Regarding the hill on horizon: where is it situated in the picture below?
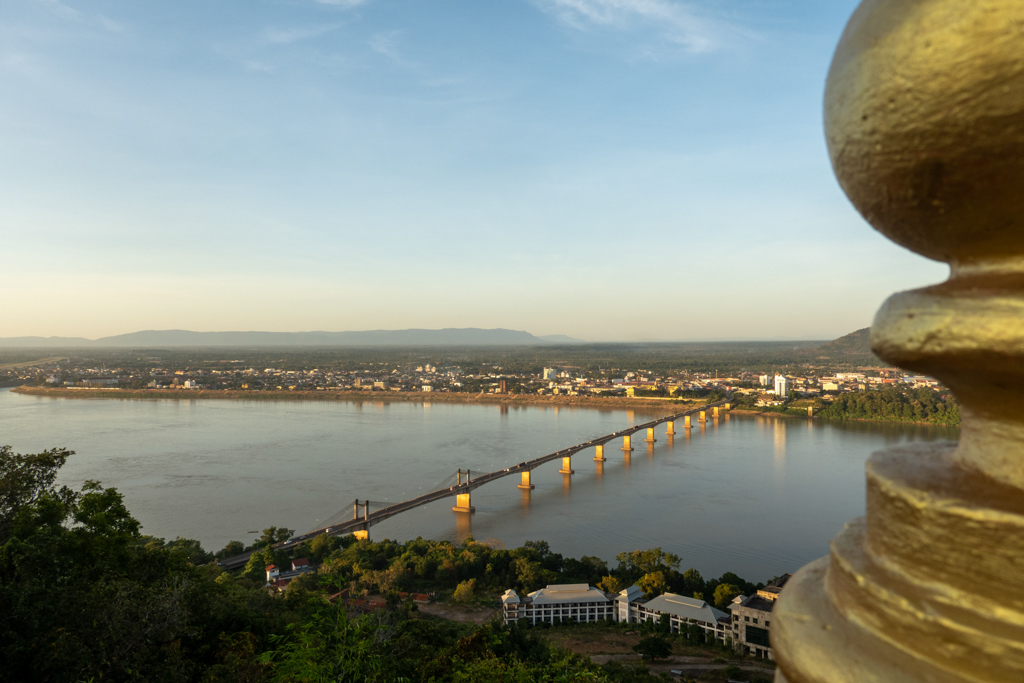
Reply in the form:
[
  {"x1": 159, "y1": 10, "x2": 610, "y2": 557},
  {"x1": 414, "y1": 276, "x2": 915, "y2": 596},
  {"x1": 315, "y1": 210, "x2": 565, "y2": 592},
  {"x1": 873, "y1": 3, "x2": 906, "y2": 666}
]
[
  {"x1": 816, "y1": 327, "x2": 871, "y2": 354},
  {"x1": 0, "y1": 328, "x2": 575, "y2": 348}
]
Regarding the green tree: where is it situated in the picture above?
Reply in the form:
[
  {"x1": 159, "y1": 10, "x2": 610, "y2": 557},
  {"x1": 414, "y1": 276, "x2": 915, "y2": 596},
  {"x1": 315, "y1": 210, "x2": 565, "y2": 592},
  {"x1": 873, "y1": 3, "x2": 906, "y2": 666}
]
[
  {"x1": 713, "y1": 583, "x2": 742, "y2": 611},
  {"x1": 633, "y1": 635, "x2": 672, "y2": 660},
  {"x1": 259, "y1": 605, "x2": 390, "y2": 682},
  {"x1": 615, "y1": 548, "x2": 681, "y2": 583},
  {"x1": 256, "y1": 525, "x2": 294, "y2": 548},
  {"x1": 217, "y1": 539, "x2": 246, "y2": 559},
  {"x1": 453, "y1": 578, "x2": 477, "y2": 603},
  {"x1": 0, "y1": 445, "x2": 76, "y2": 543},
  {"x1": 598, "y1": 574, "x2": 624, "y2": 594},
  {"x1": 636, "y1": 571, "x2": 669, "y2": 598}
]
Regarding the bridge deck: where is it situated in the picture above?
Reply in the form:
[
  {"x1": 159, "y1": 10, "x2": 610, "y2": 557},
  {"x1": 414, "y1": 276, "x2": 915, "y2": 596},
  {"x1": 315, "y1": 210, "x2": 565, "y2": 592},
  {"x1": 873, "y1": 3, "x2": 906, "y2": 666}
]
[{"x1": 219, "y1": 400, "x2": 726, "y2": 570}]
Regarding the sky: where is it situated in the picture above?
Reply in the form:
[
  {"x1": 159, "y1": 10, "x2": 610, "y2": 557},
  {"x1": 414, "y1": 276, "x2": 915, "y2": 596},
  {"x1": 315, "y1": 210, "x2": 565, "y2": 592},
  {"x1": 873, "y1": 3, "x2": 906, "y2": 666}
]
[{"x1": 0, "y1": 0, "x2": 948, "y2": 342}]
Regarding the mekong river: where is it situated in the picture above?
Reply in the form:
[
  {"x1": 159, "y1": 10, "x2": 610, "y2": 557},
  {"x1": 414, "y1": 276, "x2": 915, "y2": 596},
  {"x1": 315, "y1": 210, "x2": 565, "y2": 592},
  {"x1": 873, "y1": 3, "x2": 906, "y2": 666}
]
[{"x1": 0, "y1": 389, "x2": 957, "y2": 581}]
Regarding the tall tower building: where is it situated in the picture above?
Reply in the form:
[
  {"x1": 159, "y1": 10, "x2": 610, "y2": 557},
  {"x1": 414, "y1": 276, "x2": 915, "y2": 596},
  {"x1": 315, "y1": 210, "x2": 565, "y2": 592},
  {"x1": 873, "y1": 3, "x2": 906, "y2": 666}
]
[{"x1": 774, "y1": 375, "x2": 788, "y2": 398}]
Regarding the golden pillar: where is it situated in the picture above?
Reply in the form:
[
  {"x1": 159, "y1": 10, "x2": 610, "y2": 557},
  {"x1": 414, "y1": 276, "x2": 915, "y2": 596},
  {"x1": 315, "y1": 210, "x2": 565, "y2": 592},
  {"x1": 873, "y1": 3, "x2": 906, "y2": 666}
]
[
  {"x1": 666, "y1": 420, "x2": 675, "y2": 436},
  {"x1": 452, "y1": 492, "x2": 474, "y2": 513},
  {"x1": 594, "y1": 444, "x2": 606, "y2": 462},
  {"x1": 699, "y1": 410, "x2": 706, "y2": 423},
  {"x1": 645, "y1": 427, "x2": 657, "y2": 443},
  {"x1": 559, "y1": 455, "x2": 574, "y2": 475},
  {"x1": 712, "y1": 407, "x2": 719, "y2": 418},
  {"x1": 518, "y1": 470, "x2": 535, "y2": 490},
  {"x1": 622, "y1": 434, "x2": 634, "y2": 452},
  {"x1": 772, "y1": 2, "x2": 1024, "y2": 681},
  {"x1": 684, "y1": 415, "x2": 692, "y2": 429}
]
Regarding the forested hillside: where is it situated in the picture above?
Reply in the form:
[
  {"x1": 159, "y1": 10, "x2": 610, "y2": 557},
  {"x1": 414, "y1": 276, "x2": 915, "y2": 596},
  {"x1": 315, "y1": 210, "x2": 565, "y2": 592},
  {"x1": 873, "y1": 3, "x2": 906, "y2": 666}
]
[
  {"x1": 816, "y1": 386, "x2": 960, "y2": 426},
  {"x1": 0, "y1": 446, "x2": 770, "y2": 683}
]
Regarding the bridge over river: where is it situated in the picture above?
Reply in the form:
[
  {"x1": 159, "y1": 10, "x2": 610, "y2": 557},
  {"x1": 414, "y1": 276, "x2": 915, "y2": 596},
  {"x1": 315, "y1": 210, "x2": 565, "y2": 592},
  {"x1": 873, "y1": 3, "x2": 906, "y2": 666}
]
[{"x1": 219, "y1": 400, "x2": 728, "y2": 571}]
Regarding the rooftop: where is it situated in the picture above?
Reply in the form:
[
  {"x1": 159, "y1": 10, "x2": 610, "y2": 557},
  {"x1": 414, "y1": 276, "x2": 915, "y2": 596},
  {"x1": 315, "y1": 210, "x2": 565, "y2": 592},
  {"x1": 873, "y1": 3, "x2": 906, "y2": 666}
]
[{"x1": 640, "y1": 593, "x2": 728, "y2": 626}]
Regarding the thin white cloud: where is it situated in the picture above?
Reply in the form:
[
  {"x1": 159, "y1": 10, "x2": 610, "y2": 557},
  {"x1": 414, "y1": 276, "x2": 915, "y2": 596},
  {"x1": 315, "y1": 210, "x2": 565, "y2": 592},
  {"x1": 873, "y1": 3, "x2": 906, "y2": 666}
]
[
  {"x1": 243, "y1": 60, "x2": 276, "y2": 73},
  {"x1": 35, "y1": 0, "x2": 126, "y2": 33},
  {"x1": 532, "y1": 0, "x2": 730, "y2": 53},
  {"x1": 35, "y1": 0, "x2": 81, "y2": 21},
  {"x1": 369, "y1": 30, "x2": 405, "y2": 64},
  {"x1": 314, "y1": 0, "x2": 368, "y2": 7},
  {"x1": 265, "y1": 24, "x2": 341, "y2": 45}
]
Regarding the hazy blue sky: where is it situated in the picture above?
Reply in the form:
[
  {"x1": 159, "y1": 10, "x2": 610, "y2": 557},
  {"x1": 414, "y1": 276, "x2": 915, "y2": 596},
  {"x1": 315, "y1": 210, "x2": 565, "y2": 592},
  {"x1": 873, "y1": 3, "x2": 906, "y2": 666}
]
[{"x1": 1, "y1": 0, "x2": 947, "y2": 341}]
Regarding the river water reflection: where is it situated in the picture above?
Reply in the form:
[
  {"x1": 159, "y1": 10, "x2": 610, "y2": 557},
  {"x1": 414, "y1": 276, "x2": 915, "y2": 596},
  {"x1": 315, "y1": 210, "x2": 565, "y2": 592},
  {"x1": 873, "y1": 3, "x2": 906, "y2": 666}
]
[{"x1": 0, "y1": 389, "x2": 958, "y2": 581}]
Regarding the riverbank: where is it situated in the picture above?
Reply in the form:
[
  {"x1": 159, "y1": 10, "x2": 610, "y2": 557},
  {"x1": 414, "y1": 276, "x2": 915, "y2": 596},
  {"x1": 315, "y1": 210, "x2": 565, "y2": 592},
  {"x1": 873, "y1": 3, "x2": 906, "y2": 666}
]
[{"x1": 10, "y1": 386, "x2": 698, "y2": 413}]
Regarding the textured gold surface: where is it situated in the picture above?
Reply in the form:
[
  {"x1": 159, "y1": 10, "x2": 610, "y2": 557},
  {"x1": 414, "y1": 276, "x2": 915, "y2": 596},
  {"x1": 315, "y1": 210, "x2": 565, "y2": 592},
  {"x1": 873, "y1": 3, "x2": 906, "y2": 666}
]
[{"x1": 772, "y1": 1, "x2": 1024, "y2": 680}]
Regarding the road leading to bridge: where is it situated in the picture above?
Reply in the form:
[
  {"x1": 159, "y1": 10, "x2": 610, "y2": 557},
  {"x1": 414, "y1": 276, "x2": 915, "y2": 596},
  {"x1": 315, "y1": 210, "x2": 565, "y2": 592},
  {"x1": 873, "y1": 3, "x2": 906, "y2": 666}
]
[{"x1": 219, "y1": 400, "x2": 727, "y2": 571}]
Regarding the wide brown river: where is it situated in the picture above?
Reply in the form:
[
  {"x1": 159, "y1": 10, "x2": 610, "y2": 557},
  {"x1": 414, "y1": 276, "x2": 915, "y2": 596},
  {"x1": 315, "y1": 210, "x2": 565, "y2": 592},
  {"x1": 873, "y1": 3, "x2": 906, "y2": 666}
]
[{"x1": 0, "y1": 388, "x2": 957, "y2": 582}]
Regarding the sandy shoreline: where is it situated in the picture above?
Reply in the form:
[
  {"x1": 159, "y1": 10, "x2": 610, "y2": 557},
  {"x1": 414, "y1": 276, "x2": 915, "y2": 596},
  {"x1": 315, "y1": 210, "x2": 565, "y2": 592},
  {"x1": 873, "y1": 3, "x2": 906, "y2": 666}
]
[{"x1": 9, "y1": 386, "x2": 705, "y2": 413}]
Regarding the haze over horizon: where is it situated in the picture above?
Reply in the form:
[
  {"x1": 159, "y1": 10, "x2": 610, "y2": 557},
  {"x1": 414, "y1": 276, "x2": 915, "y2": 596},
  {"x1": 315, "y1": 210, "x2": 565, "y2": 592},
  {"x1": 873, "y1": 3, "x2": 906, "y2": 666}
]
[
  {"x1": 0, "y1": 325, "x2": 857, "y2": 348},
  {"x1": 2, "y1": 0, "x2": 947, "y2": 341}
]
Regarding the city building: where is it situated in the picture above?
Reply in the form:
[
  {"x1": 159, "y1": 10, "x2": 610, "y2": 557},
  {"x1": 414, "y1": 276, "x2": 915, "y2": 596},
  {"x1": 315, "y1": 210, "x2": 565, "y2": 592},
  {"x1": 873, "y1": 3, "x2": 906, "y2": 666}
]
[
  {"x1": 631, "y1": 593, "x2": 731, "y2": 641},
  {"x1": 759, "y1": 374, "x2": 770, "y2": 387},
  {"x1": 728, "y1": 574, "x2": 791, "y2": 660},
  {"x1": 774, "y1": 375, "x2": 789, "y2": 398},
  {"x1": 542, "y1": 368, "x2": 557, "y2": 381},
  {"x1": 614, "y1": 585, "x2": 645, "y2": 621},
  {"x1": 501, "y1": 584, "x2": 614, "y2": 625}
]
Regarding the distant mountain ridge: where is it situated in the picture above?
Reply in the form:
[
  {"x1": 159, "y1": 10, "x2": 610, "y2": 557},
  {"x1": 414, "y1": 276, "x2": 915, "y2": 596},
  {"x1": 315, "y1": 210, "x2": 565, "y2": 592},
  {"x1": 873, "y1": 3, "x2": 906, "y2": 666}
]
[
  {"x1": 0, "y1": 328, "x2": 580, "y2": 348},
  {"x1": 816, "y1": 328, "x2": 872, "y2": 356}
]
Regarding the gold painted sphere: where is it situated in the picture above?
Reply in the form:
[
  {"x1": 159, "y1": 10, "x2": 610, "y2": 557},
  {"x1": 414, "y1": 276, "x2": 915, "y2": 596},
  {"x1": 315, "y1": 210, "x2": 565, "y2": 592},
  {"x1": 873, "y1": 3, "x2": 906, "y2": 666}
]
[{"x1": 825, "y1": 0, "x2": 1024, "y2": 266}]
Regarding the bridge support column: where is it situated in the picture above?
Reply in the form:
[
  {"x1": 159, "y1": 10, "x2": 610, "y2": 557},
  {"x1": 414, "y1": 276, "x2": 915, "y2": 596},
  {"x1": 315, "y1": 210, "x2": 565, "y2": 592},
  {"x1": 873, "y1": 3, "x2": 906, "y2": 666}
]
[
  {"x1": 353, "y1": 529, "x2": 369, "y2": 541},
  {"x1": 518, "y1": 470, "x2": 535, "y2": 490},
  {"x1": 645, "y1": 427, "x2": 657, "y2": 443},
  {"x1": 594, "y1": 444, "x2": 605, "y2": 462},
  {"x1": 684, "y1": 415, "x2": 692, "y2": 429},
  {"x1": 699, "y1": 410, "x2": 707, "y2": 424},
  {"x1": 622, "y1": 434, "x2": 634, "y2": 452},
  {"x1": 713, "y1": 407, "x2": 720, "y2": 418},
  {"x1": 808, "y1": 406, "x2": 814, "y2": 417},
  {"x1": 559, "y1": 456, "x2": 574, "y2": 475},
  {"x1": 452, "y1": 492, "x2": 474, "y2": 513},
  {"x1": 666, "y1": 420, "x2": 675, "y2": 436}
]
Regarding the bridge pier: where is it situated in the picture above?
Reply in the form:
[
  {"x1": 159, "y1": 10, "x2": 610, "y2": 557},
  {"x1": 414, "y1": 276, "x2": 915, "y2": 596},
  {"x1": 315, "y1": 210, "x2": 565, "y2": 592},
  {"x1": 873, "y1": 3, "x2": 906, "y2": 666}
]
[
  {"x1": 621, "y1": 434, "x2": 634, "y2": 452},
  {"x1": 713, "y1": 406, "x2": 720, "y2": 418},
  {"x1": 699, "y1": 410, "x2": 707, "y2": 424},
  {"x1": 452, "y1": 491, "x2": 474, "y2": 513},
  {"x1": 453, "y1": 469, "x2": 475, "y2": 513},
  {"x1": 593, "y1": 444, "x2": 606, "y2": 462},
  {"x1": 352, "y1": 500, "x2": 370, "y2": 540},
  {"x1": 559, "y1": 455, "x2": 574, "y2": 475},
  {"x1": 666, "y1": 420, "x2": 675, "y2": 436},
  {"x1": 684, "y1": 415, "x2": 692, "y2": 429},
  {"x1": 518, "y1": 470, "x2": 535, "y2": 490},
  {"x1": 645, "y1": 427, "x2": 657, "y2": 444}
]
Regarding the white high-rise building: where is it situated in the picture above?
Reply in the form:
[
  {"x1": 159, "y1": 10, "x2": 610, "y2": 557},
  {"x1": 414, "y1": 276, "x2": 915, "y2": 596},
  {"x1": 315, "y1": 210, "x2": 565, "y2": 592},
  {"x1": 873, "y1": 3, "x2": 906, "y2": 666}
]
[
  {"x1": 774, "y1": 375, "x2": 789, "y2": 398},
  {"x1": 759, "y1": 374, "x2": 770, "y2": 387},
  {"x1": 542, "y1": 368, "x2": 557, "y2": 381}
]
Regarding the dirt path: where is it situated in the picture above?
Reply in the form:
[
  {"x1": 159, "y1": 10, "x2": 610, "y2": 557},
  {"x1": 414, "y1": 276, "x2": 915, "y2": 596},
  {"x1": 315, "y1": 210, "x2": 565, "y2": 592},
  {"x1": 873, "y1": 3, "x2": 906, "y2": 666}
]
[{"x1": 417, "y1": 603, "x2": 498, "y2": 625}]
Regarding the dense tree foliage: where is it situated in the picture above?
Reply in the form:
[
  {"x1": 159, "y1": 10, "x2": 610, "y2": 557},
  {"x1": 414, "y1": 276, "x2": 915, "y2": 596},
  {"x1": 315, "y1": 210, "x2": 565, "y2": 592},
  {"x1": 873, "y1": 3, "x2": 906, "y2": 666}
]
[
  {"x1": 815, "y1": 387, "x2": 960, "y2": 426},
  {"x1": 0, "y1": 445, "x2": 771, "y2": 682}
]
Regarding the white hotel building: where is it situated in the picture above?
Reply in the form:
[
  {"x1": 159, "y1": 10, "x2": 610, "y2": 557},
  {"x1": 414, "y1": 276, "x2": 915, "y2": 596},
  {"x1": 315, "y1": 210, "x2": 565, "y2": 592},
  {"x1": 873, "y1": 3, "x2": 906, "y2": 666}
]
[
  {"x1": 501, "y1": 584, "x2": 616, "y2": 625},
  {"x1": 501, "y1": 583, "x2": 729, "y2": 642}
]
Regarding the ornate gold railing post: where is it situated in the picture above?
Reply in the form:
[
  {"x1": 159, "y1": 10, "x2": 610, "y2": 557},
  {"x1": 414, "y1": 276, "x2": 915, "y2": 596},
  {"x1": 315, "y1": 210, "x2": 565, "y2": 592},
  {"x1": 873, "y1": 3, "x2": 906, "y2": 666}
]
[{"x1": 772, "y1": 1, "x2": 1024, "y2": 681}]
